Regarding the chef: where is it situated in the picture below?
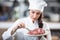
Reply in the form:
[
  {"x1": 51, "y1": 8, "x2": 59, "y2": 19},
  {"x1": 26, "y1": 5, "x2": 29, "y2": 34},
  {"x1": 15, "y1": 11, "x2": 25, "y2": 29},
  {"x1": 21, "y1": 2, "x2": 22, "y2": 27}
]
[{"x1": 2, "y1": 0, "x2": 51, "y2": 40}]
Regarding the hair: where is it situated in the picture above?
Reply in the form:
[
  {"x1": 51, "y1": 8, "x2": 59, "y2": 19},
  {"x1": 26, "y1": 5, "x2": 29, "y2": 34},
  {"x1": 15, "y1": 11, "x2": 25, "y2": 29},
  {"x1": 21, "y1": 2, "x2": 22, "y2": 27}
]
[
  {"x1": 38, "y1": 13, "x2": 43, "y2": 28},
  {"x1": 0, "y1": 5, "x2": 3, "y2": 12}
]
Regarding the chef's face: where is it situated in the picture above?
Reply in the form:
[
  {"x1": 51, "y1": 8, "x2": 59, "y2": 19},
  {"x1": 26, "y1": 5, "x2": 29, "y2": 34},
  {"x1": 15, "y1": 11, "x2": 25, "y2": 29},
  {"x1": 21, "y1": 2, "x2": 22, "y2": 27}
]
[{"x1": 29, "y1": 9, "x2": 41, "y2": 21}]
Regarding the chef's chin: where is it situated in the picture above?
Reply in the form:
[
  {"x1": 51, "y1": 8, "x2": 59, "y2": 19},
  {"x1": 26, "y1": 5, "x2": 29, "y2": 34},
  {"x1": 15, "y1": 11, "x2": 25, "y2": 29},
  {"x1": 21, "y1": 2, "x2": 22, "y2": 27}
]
[{"x1": 32, "y1": 19, "x2": 37, "y2": 21}]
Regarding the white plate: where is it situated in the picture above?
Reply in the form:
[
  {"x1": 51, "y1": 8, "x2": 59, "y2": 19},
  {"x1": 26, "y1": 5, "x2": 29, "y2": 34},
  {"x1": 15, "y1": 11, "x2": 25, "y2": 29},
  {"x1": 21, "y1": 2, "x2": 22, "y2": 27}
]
[{"x1": 25, "y1": 32, "x2": 48, "y2": 37}]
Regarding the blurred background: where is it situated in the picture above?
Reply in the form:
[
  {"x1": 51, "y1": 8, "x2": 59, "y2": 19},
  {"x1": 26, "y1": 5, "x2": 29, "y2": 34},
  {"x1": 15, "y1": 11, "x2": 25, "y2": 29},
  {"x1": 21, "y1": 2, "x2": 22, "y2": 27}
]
[{"x1": 0, "y1": 0, "x2": 60, "y2": 40}]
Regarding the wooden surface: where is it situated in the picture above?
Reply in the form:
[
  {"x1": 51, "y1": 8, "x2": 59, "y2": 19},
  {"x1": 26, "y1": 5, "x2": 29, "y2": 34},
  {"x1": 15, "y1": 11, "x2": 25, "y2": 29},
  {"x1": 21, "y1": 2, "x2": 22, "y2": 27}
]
[{"x1": 0, "y1": 28, "x2": 7, "y2": 40}]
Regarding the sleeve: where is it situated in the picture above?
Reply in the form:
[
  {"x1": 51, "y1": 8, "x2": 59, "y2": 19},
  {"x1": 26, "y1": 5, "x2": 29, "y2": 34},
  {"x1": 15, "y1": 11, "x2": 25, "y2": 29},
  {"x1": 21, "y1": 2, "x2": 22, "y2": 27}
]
[
  {"x1": 43, "y1": 22, "x2": 52, "y2": 40},
  {"x1": 2, "y1": 19, "x2": 21, "y2": 40},
  {"x1": 47, "y1": 24, "x2": 52, "y2": 40}
]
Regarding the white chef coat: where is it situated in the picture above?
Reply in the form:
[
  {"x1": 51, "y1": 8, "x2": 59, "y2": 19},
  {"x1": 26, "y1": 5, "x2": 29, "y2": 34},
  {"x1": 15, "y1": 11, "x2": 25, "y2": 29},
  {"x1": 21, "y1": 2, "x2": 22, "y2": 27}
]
[{"x1": 2, "y1": 16, "x2": 51, "y2": 40}]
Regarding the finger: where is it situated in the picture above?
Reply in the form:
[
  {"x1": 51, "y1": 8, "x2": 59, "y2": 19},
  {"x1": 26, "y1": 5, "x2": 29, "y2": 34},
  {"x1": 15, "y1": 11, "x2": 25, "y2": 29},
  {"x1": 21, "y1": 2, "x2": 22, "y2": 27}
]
[
  {"x1": 21, "y1": 23, "x2": 25, "y2": 27},
  {"x1": 21, "y1": 22, "x2": 25, "y2": 27},
  {"x1": 18, "y1": 24, "x2": 22, "y2": 28},
  {"x1": 18, "y1": 22, "x2": 25, "y2": 28}
]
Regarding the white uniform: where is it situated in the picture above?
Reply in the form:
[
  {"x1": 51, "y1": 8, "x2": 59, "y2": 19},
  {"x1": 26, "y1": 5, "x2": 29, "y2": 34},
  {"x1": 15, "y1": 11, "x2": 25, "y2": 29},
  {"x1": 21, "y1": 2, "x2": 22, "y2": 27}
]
[{"x1": 2, "y1": 16, "x2": 51, "y2": 40}]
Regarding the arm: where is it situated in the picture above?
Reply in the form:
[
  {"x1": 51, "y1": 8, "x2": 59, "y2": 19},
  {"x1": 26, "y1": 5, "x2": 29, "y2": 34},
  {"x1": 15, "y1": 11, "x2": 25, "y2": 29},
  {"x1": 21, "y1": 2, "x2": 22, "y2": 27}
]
[
  {"x1": 44, "y1": 23, "x2": 52, "y2": 40},
  {"x1": 42, "y1": 22, "x2": 52, "y2": 40},
  {"x1": 46, "y1": 26, "x2": 52, "y2": 40},
  {"x1": 11, "y1": 22, "x2": 25, "y2": 35},
  {"x1": 11, "y1": 19, "x2": 25, "y2": 35},
  {"x1": 2, "y1": 19, "x2": 25, "y2": 40}
]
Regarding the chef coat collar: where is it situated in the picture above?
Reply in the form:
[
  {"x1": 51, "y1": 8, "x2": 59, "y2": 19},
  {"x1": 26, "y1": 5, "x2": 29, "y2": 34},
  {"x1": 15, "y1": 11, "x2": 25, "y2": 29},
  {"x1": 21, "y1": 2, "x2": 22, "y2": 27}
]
[{"x1": 27, "y1": 16, "x2": 38, "y2": 24}]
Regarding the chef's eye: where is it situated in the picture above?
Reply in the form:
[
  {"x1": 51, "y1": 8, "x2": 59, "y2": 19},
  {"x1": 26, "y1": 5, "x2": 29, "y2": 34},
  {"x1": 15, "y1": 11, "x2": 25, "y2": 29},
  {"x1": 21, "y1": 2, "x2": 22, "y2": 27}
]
[
  {"x1": 36, "y1": 13, "x2": 40, "y2": 15},
  {"x1": 32, "y1": 11, "x2": 35, "y2": 14}
]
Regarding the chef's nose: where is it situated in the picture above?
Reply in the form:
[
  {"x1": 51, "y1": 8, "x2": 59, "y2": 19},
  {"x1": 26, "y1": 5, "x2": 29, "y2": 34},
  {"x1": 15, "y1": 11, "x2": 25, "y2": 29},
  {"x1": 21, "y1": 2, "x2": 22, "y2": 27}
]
[{"x1": 33, "y1": 13, "x2": 37, "y2": 18}]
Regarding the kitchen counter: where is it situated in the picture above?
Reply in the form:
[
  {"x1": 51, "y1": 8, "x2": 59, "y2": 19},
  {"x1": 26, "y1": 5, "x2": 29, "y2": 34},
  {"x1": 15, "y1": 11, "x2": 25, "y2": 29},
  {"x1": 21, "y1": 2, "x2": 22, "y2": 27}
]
[
  {"x1": 0, "y1": 22, "x2": 60, "y2": 29},
  {"x1": 0, "y1": 22, "x2": 14, "y2": 28}
]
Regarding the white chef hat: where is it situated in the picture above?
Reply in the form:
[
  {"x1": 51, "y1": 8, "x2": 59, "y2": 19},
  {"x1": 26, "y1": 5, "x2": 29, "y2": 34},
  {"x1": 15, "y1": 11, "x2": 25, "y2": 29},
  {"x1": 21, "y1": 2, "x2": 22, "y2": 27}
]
[
  {"x1": 2, "y1": 2, "x2": 13, "y2": 7},
  {"x1": 28, "y1": 0, "x2": 47, "y2": 12}
]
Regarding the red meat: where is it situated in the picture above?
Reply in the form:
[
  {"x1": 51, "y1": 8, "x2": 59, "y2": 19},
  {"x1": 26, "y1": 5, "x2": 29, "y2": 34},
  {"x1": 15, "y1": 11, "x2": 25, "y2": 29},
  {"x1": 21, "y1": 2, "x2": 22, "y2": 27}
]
[{"x1": 28, "y1": 28, "x2": 45, "y2": 35}]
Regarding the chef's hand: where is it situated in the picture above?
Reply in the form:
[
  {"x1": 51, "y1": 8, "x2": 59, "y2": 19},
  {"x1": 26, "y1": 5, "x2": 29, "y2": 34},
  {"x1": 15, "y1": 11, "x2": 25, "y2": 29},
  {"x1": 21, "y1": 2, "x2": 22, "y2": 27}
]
[
  {"x1": 11, "y1": 22, "x2": 25, "y2": 35},
  {"x1": 18, "y1": 22, "x2": 25, "y2": 28}
]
